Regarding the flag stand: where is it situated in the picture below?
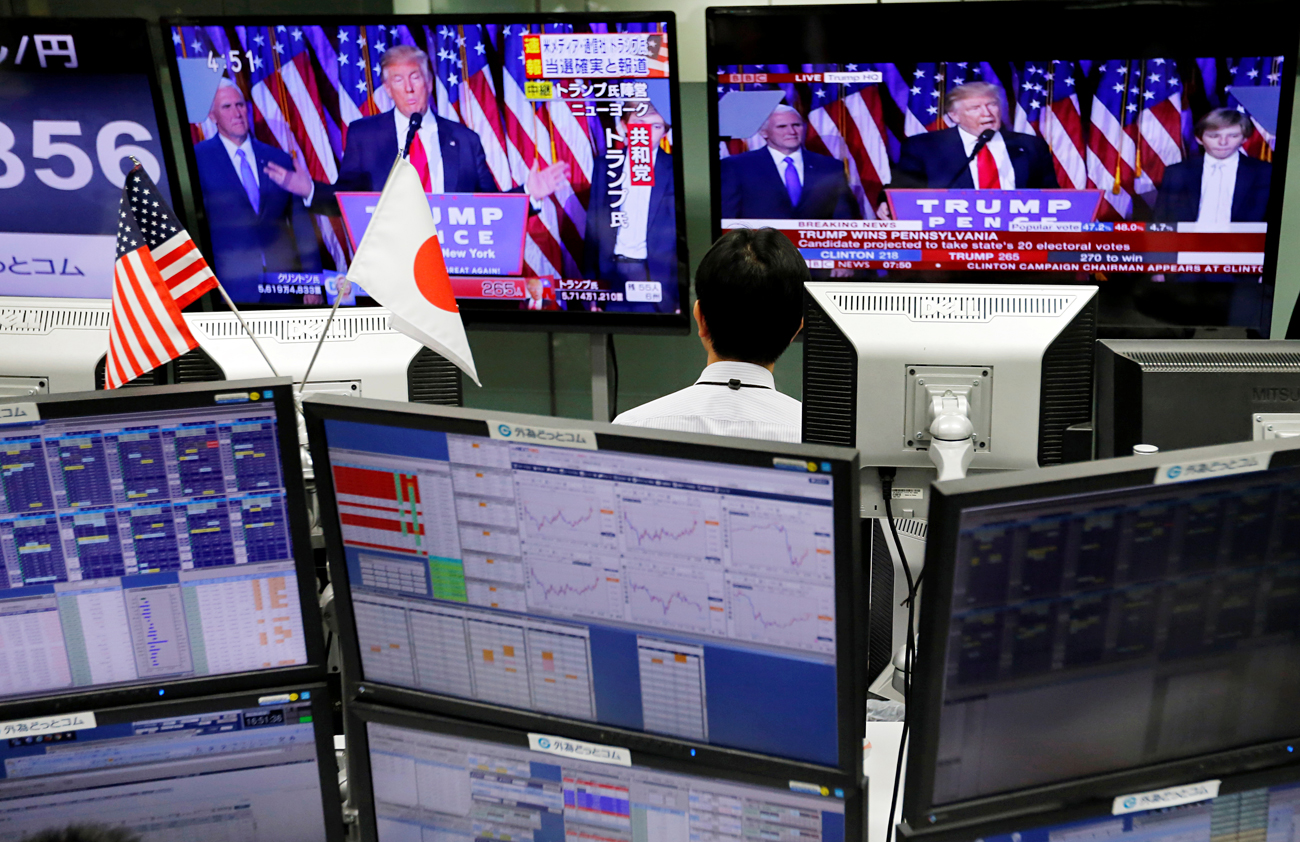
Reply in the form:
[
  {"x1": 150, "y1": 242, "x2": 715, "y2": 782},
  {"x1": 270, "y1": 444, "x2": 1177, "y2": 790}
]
[
  {"x1": 215, "y1": 284, "x2": 282, "y2": 378},
  {"x1": 299, "y1": 291, "x2": 346, "y2": 393}
]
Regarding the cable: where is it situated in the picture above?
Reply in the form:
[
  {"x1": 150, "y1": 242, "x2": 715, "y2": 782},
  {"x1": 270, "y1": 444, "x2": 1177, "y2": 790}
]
[
  {"x1": 879, "y1": 468, "x2": 918, "y2": 842},
  {"x1": 608, "y1": 335, "x2": 619, "y2": 419}
]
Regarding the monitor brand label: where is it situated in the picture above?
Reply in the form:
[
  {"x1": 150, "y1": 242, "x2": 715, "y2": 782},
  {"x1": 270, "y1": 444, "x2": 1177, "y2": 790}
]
[
  {"x1": 490, "y1": 421, "x2": 598, "y2": 450},
  {"x1": 0, "y1": 710, "x2": 97, "y2": 739},
  {"x1": 1112, "y1": 779, "x2": 1220, "y2": 815},
  {"x1": 891, "y1": 488, "x2": 925, "y2": 500},
  {"x1": 1154, "y1": 453, "x2": 1271, "y2": 485},
  {"x1": 0, "y1": 402, "x2": 39, "y2": 425},
  {"x1": 528, "y1": 734, "x2": 630, "y2": 767}
]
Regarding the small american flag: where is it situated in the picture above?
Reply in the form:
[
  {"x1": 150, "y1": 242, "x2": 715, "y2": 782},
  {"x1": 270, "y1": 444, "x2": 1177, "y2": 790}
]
[{"x1": 106, "y1": 165, "x2": 218, "y2": 389}]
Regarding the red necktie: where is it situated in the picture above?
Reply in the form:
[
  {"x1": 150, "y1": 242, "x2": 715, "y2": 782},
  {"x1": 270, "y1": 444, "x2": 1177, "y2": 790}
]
[
  {"x1": 409, "y1": 131, "x2": 432, "y2": 191},
  {"x1": 976, "y1": 144, "x2": 999, "y2": 189}
]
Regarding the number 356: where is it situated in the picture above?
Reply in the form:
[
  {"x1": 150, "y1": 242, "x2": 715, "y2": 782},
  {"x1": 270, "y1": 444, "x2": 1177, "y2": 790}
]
[{"x1": 0, "y1": 119, "x2": 161, "y2": 190}]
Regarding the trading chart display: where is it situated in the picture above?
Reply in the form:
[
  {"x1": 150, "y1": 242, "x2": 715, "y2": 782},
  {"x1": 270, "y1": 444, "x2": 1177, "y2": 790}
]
[
  {"x1": 0, "y1": 391, "x2": 308, "y2": 703},
  {"x1": 324, "y1": 419, "x2": 840, "y2": 767}
]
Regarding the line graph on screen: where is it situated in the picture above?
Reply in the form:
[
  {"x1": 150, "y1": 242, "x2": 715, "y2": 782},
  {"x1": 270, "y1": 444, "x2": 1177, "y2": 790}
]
[
  {"x1": 516, "y1": 485, "x2": 612, "y2": 547},
  {"x1": 624, "y1": 566, "x2": 713, "y2": 632},
  {"x1": 524, "y1": 558, "x2": 616, "y2": 616},
  {"x1": 728, "y1": 582, "x2": 834, "y2": 652},
  {"x1": 727, "y1": 511, "x2": 831, "y2": 575},
  {"x1": 620, "y1": 497, "x2": 708, "y2": 558}
]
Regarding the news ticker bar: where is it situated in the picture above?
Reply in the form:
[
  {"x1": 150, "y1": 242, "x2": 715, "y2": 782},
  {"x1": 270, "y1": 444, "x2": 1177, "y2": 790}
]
[
  {"x1": 719, "y1": 219, "x2": 1267, "y2": 273},
  {"x1": 449, "y1": 276, "x2": 664, "y2": 304}
]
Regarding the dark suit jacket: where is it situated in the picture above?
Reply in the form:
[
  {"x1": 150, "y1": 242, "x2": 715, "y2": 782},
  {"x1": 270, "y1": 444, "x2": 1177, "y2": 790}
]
[
  {"x1": 719, "y1": 148, "x2": 858, "y2": 220},
  {"x1": 310, "y1": 110, "x2": 498, "y2": 215},
  {"x1": 584, "y1": 150, "x2": 679, "y2": 314},
  {"x1": 519, "y1": 297, "x2": 562, "y2": 311},
  {"x1": 194, "y1": 136, "x2": 322, "y2": 305},
  {"x1": 1151, "y1": 154, "x2": 1272, "y2": 223},
  {"x1": 889, "y1": 127, "x2": 1059, "y2": 190}
]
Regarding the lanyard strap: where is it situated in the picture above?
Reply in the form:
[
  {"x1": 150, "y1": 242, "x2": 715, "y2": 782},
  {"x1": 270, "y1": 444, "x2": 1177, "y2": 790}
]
[{"x1": 696, "y1": 379, "x2": 772, "y2": 391}]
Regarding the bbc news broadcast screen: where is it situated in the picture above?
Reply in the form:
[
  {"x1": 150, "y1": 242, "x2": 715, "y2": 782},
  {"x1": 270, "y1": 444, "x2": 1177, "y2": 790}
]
[
  {"x1": 165, "y1": 17, "x2": 687, "y2": 330},
  {"x1": 709, "y1": 2, "x2": 1298, "y2": 335},
  {"x1": 0, "y1": 20, "x2": 176, "y2": 301}
]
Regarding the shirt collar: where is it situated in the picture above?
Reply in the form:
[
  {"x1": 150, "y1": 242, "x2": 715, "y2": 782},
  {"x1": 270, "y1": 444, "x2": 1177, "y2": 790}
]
[
  {"x1": 958, "y1": 126, "x2": 1003, "y2": 149},
  {"x1": 218, "y1": 133, "x2": 254, "y2": 160},
  {"x1": 766, "y1": 145, "x2": 803, "y2": 168},
  {"x1": 395, "y1": 107, "x2": 435, "y2": 135},
  {"x1": 695, "y1": 361, "x2": 776, "y2": 389},
  {"x1": 1206, "y1": 152, "x2": 1239, "y2": 171}
]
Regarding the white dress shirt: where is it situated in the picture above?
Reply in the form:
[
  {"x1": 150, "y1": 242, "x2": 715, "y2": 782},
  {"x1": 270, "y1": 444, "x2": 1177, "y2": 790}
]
[
  {"x1": 959, "y1": 127, "x2": 1015, "y2": 189},
  {"x1": 612, "y1": 361, "x2": 802, "y2": 443},
  {"x1": 766, "y1": 145, "x2": 805, "y2": 188},
  {"x1": 218, "y1": 133, "x2": 258, "y2": 189},
  {"x1": 395, "y1": 107, "x2": 443, "y2": 193},
  {"x1": 1197, "y1": 152, "x2": 1240, "y2": 225},
  {"x1": 615, "y1": 148, "x2": 655, "y2": 260}
]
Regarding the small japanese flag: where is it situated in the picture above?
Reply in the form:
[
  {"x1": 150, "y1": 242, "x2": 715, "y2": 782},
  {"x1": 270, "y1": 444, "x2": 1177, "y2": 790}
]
[{"x1": 345, "y1": 159, "x2": 480, "y2": 385}]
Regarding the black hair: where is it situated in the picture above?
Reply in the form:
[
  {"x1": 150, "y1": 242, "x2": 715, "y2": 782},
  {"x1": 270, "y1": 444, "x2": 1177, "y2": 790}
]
[
  {"x1": 23, "y1": 826, "x2": 142, "y2": 842},
  {"x1": 694, "y1": 227, "x2": 808, "y2": 366}
]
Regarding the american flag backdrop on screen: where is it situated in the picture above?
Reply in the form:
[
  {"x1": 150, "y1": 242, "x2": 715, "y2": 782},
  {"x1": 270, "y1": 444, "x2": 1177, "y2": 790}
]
[
  {"x1": 106, "y1": 166, "x2": 218, "y2": 390},
  {"x1": 1012, "y1": 60, "x2": 1088, "y2": 189},
  {"x1": 173, "y1": 21, "x2": 662, "y2": 282},
  {"x1": 803, "y1": 66, "x2": 890, "y2": 216},
  {"x1": 715, "y1": 58, "x2": 1281, "y2": 223}
]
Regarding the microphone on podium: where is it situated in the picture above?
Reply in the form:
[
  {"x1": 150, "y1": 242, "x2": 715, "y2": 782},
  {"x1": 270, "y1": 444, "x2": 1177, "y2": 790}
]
[
  {"x1": 403, "y1": 112, "x2": 423, "y2": 159},
  {"x1": 946, "y1": 128, "x2": 997, "y2": 188}
]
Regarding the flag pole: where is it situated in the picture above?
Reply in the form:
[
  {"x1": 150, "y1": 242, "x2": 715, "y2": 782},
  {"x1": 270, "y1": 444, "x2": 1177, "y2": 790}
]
[
  {"x1": 299, "y1": 291, "x2": 344, "y2": 393},
  {"x1": 215, "y1": 283, "x2": 282, "y2": 378},
  {"x1": 124, "y1": 156, "x2": 280, "y2": 378}
]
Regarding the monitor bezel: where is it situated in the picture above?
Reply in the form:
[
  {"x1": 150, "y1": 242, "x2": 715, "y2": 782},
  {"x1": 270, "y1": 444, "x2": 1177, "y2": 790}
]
[
  {"x1": 346, "y1": 700, "x2": 864, "y2": 842},
  {"x1": 0, "y1": 17, "x2": 187, "y2": 305},
  {"x1": 904, "y1": 436, "x2": 1300, "y2": 829},
  {"x1": 160, "y1": 13, "x2": 691, "y2": 335},
  {"x1": 0, "y1": 682, "x2": 345, "y2": 842},
  {"x1": 304, "y1": 394, "x2": 866, "y2": 780},
  {"x1": 897, "y1": 760, "x2": 1300, "y2": 842},
  {"x1": 704, "y1": 0, "x2": 1300, "y2": 335},
  {"x1": 0, "y1": 377, "x2": 326, "y2": 718}
]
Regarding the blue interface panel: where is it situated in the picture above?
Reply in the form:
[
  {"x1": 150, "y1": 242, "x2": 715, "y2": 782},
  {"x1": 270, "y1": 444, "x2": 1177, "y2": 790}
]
[
  {"x1": 0, "y1": 693, "x2": 328, "y2": 842},
  {"x1": 0, "y1": 398, "x2": 308, "y2": 701},
  {"x1": 365, "y1": 721, "x2": 847, "y2": 842},
  {"x1": 326, "y1": 421, "x2": 840, "y2": 767}
]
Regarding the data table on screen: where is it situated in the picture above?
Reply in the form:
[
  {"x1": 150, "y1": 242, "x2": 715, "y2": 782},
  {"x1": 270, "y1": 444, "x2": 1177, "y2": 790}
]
[
  {"x1": 113, "y1": 430, "x2": 171, "y2": 503},
  {"x1": 1, "y1": 437, "x2": 56, "y2": 514},
  {"x1": 52, "y1": 434, "x2": 114, "y2": 509},
  {"x1": 637, "y1": 636, "x2": 707, "y2": 740}
]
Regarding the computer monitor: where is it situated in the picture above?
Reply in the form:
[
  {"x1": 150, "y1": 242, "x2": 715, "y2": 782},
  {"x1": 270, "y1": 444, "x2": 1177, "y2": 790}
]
[
  {"x1": 182, "y1": 308, "x2": 463, "y2": 405},
  {"x1": 162, "y1": 16, "x2": 689, "y2": 333},
  {"x1": 347, "y1": 702, "x2": 861, "y2": 842},
  {"x1": 803, "y1": 281, "x2": 1097, "y2": 683},
  {"x1": 0, "y1": 683, "x2": 343, "y2": 842},
  {"x1": 707, "y1": 1, "x2": 1299, "y2": 337},
  {"x1": 1096, "y1": 339, "x2": 1300, "y2": 458},
  {"x1": 0, "y1": 18, "x2": 178, "y2": 302},
  {"x1": 0, "y1": 378, "x2": 323, "y2": 714},
  {"x1": 897, "y1": 765, "x2": 1300, "y2": 842},
  {"x1": 303, "y1": 396, "x2": 863, "y2": 776},
  {"x1": 906, "y1": 436, "x2": 1300, "y2": 829}
]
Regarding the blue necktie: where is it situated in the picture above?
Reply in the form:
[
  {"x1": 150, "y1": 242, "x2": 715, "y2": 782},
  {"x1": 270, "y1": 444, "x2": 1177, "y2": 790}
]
[
  {"x1": 237, "y1": 148, "x2": 260, "y2": 214},
  {"x1": 783, "y1": 156, "x2": 802, "y2": 208}
]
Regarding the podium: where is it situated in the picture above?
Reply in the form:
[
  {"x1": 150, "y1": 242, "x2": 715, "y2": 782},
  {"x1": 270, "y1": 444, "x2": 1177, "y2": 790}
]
[{"x1": 886, "y1": 188, "x2": 1103, "y2": 231}]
